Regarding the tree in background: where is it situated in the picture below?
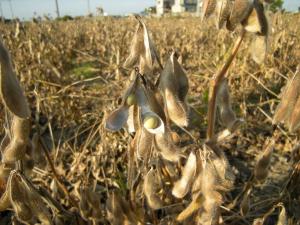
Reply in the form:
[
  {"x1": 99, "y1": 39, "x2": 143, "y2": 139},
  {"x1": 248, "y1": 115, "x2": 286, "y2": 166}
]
[{"x1": 268, "y1": 0, "x2": 284, "y2": 12}]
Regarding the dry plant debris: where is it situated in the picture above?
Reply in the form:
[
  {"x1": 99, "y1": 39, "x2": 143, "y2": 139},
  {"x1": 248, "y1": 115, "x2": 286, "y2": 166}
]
[{"x1": 0, "y1": 5, "x2": 299, "y2": 225}]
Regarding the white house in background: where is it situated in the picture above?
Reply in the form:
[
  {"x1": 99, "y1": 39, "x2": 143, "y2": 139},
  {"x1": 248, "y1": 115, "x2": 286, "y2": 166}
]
[
  {"x1": 156, "y1": 0, "x2": 202, "y2": 16},
  {"x1": 156, "y1": 0, "x2": 174, "y2": 15}
]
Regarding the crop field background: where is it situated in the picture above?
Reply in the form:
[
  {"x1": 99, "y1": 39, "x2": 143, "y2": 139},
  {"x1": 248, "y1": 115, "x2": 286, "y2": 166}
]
[{"x1": 0, "y1": 12, "x2": 300, "y2": 225}]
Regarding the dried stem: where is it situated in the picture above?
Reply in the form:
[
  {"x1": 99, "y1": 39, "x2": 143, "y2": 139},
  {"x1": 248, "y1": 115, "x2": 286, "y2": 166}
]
[
  {"x1": 206, "y1": 30, "x2": 246, "y2": 141},
  {"x1": 39, "y1": 137, "x2": 77, "y2": 207}
]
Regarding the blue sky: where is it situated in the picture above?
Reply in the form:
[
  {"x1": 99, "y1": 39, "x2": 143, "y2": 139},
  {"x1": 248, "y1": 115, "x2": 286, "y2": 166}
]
[{"x1": 0, "y1": 0, "x2": 298, "y2": 20}]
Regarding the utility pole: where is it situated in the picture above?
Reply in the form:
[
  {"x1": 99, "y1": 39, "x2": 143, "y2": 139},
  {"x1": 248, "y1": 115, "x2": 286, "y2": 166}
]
[
  {"x1": 0, "y1": 2, "x2": 3, "y2": 19},
  {"x1": 87, "y1": 0, "x2": 91, "y2": 15},
  {"x1": 8, "y1": 0, "x2": 14, "y2": 18},
  {"x1": 55, "y1": 0, "x2": 60, "y2": 17}
]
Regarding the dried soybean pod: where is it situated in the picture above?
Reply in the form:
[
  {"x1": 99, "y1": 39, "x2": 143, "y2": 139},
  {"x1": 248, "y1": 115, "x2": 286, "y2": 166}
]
[
  {"x1": 254, "y1": 140, "x2": 274, "y2": 183},
  {"x1": 243, "y1": 0, "x2": 268, "y2": 35},
  {"x1": 176, "y1": 193, "x2": 204, "y2": 222},
  {"x1": 277, "y1": 204, "x2": 287, "y2": 225},
  {"x1": 11, "y1": 116, "x2": 30, "y2": 141},
  {"x1": 202, "y1": 0, "x2": 217, "y2": 19},
  {"x1": 227, "y1": 0, "x2": 253, "y2": 31},
  {"x1": 135, "y1": 125, "x2": 153, "y2": 160},
  {"x1": 2, "y1": 116, "x2": 31, "y2": 163},
  {"x1": 273, "y1": 68, "x2": 300, "y2": 125},
  {"x1": 240, "y1": 188, "x2": 251, "y2": 216},
  {"x1": 217, "y1": 0, "x2": 232, "y2": 29},
  {"x1": 253, "y1": 218, "x2": 265, "y2": 225},
  {"x1": 159, "y1": 52, "x2": 189, "y2": 127},
  {"x1": 217, "y1": 78, "x2": 241, "y2": 131},
  {"x1": 0, "y1": 182, "x2": 11, "y2": 212},
  {"x1": 9, "y1": 172, "x2": 33, "y2": 223},
  {"x1": 124, "y1": 16, "x2": 160, "y2": 74},
  {"x1": 0, "y1": 40, "x2": 30, "y2": 119},
  {"x1": 123, "y1": 21, "x2": 144, "y2": 68},
  {"x1": 0, "y1": 163, "x2": 14, "y2": 180},
  {"x1": 154, "y1": 130, "x2": 183, "y2": 162},
  {"x1": 2, "y1": 139, "x2": 27, "y2": 163},
  {"x1": 288, "y1": 95, "x2": 300, "y2": 132},
  {"x1": 251, "y1": 35, "x2": 267, "y2": 64},
  {"x1": 144, "y1": 168, "x2": 163, "y2": 210},
  {"x1": 172, "y1": 151, "x2": 197, "y2": 199}
]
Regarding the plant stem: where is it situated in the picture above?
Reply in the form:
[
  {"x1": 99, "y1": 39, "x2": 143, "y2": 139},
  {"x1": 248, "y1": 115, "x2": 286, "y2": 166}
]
[
  {"x1": 39, "y1": 137, "x2": 77, "y2": 207},
  {"x1": 206, "y1": 30, "x2": 246, "y2": 141}
]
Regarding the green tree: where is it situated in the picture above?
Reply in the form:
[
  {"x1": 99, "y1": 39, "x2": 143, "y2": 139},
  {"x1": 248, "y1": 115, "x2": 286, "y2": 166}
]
[{"x1": 269, "y1": 0, "x2": 284, "y2": 12}]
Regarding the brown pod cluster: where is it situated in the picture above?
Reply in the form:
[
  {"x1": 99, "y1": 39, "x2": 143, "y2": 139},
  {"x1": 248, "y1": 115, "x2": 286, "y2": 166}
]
[
  {"x1": 216, "y1": 78, "x2": 242, "y2": 131},
  {"x1": 273, "y1": 67, "x2": 300, "y2": 132},
  {"x1": 202, "y1": 0, "x2": 269, "y2": 64},
  {"x1": 175, "y1": 144, "x2": 234, "y2": 223},
  {"x1": 0, "y1": 39, "x2": 33, "y2": 180}
]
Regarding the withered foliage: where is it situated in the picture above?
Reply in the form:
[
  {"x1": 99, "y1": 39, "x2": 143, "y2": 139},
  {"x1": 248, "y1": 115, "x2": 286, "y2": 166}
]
[{"x1": 0, "y1": 9, "x2": 299, "y2": 225}]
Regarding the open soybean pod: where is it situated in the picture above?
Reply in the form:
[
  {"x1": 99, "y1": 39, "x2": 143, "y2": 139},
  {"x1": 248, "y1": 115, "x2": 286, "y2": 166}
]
[
  {"x1": 0, "y1": 40, "x2": 30, "y2": 119},
  {"x1": 273, "y1": 68, "x2": 300, "y2": 126},
  {"x1": 105, "y1": 74, "x2": 139, "y2": 132},
  {"x1": 172, "y1": 151, "x2": 197, "y2": 199},
  {"x1": 136, "y1": 78, "x2": 165, "y2": 134},
  {"x1": 159, "y1": 52, "x2": 189, "y2": 127}
]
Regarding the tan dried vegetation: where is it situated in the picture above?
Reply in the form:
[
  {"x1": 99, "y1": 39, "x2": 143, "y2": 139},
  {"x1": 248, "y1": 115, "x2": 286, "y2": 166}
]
[{"x1": 0, "y1": 2, "x2": 300, "y2": 224}]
